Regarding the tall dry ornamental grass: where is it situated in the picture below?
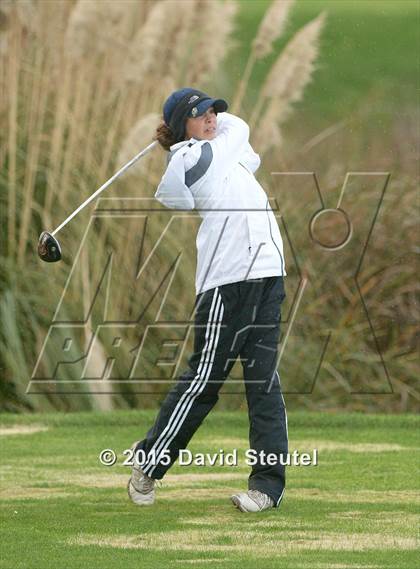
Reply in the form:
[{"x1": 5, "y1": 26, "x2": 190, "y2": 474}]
[
  {"x1": 251, "y1": 11, "x2": 327, "y2": 155},
  {"x1": 232, "y1": 0, "x2": 295, "y2": 113},
  {"x1": 0, "y1": 0, "x2": 417, "y2": 413}
]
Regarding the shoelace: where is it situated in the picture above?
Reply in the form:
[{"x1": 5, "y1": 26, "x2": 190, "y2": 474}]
[
  {"x1": 133, "y1": 474, "x2": 163, "y2": 494},
  {"x1": 130, "y1": 471, "x2": 153, "y2": 494},
  {"x1": 248, "y1": 489, "x2": 273, "y2": 508},
  {"x1": 140, "y1": 475, "x2": 154, "y2": 493}
]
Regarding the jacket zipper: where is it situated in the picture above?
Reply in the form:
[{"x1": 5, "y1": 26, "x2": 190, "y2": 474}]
[
  {"x1": 239, "y1": 163, "x2": 253, "y2": 255},
  {"x1": 246, "y1": 214, "x2": 252, "y2": 255}
]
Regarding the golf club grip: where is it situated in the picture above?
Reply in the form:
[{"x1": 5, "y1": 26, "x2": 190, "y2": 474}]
[{"x1": 52, "y1": 140, "x2": 158, "y2": 236}]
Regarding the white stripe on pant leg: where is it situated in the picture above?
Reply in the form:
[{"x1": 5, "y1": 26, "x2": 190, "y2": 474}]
[
  {"x1": 276, "y1": 370, "x2": 287, "y2": 508},
  {"x1": 283, "y1": 395, "x2": 289, "y2": 441},
  {"x1": 277, "y1": 371, "x2": 288, "y2": 440},
  {"x1": 147, "y1": 300, "x2": 225, "y2": 477},
  {"x1": 142, "y1": 289, "x2": 221, "y2": 474},
  {"x1": 146, "y1": 296, "x2": 224, "y2": 476},
  {"x1": 142, "y1": 288, "x2": 222, "y2": 475},
  {"x1": 276, "y1": 487, "x2": 285, "y2": 507},
  {"x1": 144, "y1": 297, "x2": 224, "y2": 476},
  {"x1": 156, "y1": 301, "x2": 224, "y2": 451}
]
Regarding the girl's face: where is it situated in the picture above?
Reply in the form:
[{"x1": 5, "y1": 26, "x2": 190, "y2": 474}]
[{"x1": 185, "y1": 107, "x2": 217, "y2": 141}]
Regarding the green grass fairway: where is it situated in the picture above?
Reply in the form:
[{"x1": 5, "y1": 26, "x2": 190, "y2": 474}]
[{"x1": 0, "y1": 411, "x2": 419, "y2": 568}]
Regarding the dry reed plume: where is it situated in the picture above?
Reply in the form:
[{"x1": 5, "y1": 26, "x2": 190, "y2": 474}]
[
  {"x1": 65, "y1": 0, "x2": 134, "y2": 60},
  {"x1": 251, "y1": 12, "x2": 326, "y2": 156},
  {"x1": 117, "y1": 112, "x2": 162, "y2": 182},
  {"x1": 185, "y1": 0, "x2": 238, "y2": 85},
  {"x1": 232, "y1": 0, "x2": 295, "y2": 113}
]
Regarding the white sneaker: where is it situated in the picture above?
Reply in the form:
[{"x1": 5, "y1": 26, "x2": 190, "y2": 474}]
[
  {"x1": 231, "y1": 490, "x2": 274, "y2": 512},
  {"x1": 127, "y1": 441, "x2": 156, "y2": 506}
]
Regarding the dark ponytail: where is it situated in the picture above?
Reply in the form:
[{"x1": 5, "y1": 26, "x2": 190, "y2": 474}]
[{"x1": 155, "y1": 121, "x2": 177, "y2": 151}]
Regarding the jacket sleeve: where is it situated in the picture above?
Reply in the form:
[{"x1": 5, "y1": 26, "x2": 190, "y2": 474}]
[
  {"x1": 239, "y1": 142, "x2": 261, "y2": 174},
  {"x1": 154, "y1": 180, "x2": 195, "y2": 210},
  {"x1": 154, "y1": 150, "x2": 195, "y2": 210},
  {"x1": 209, "y1": 112, "x2": 250, "y2": 179}
]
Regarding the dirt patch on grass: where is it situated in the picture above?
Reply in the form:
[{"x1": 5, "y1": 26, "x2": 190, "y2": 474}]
[
  {"x1": 327, "y1": 510, "x2": 365, "y2": 519},
  {"x1": 374, "y1": 511, "x2": 420, "y2": 525},
  {"x1": 288, "y1": 488, "x2": 420, "y2": 505},
  {"x1": 174, "y1": 560, "x2": 227, "y2": 564},
  {"x1": 199, "y1": 438, "x2": 412, "y2": 453},
  {"x1": 0, "y1": 487, "x2": 77, "y2": 500},
  {"x1": 58, "y1": 472, "x2": 128, "y2": 488},
  {"x1": 0, "y1": 425, "x2": 49, "y2": 436},
  {"x1": 290, "y1": 440, "x2": 410, "y2": 453},
  {"x1": 8, "y1": 470, "x2": 243, "y2": 489},
  {"x1": 161, "y1": 487, "x2": 240, "y2": 501},
  {"x1": 0, "y1": 467, "x2": 245, "y2": 495},
  {"x1": 200, "y1": 438, "x2": 248, "y2": 447},
  {"x1": 179, "y1": 514, "x2": 239, "y2": 526},
  {"x1": 309, "y1": 565, "x2": 383, "y2": 569},
  {"x1": 165, "y1": 472, "x2": 243, "y2": 484},
  {"x1": 0, "y1": 471, "x2": 128, "y2": 489},
  {"x1": 328, "y1": 510, "x2": 419, "y2": 525},
  {"x1": 179, "y1": 515, "x2": 296, "y2": 529},
  {"x1": 68, "y1": 530, "x2": 418, "y2": 553}
]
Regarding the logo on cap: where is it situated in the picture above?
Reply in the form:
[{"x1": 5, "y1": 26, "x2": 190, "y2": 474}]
[
  {"x1": 188, "y1": 95, "x2": 200, "y2": 104},
  {"x1": 191, "y1": 107, "x2": 198, "y2": 117}
]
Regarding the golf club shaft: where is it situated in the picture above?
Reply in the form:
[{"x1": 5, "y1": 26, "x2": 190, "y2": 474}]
[{"x1": 51, "y1": 140, "x2": 158, "y2": 237}]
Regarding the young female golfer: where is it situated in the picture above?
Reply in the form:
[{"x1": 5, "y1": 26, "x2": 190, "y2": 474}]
[{"x1": 127, "y1": 88, "x2": 288, "y2": 513}]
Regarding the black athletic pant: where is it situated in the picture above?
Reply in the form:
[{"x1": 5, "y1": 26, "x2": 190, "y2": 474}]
[{"x1": 135, "y1": 276, "x2": 288, "y2": 506}]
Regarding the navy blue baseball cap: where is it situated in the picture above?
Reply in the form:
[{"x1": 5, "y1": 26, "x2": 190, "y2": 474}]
[{"x1": 163, "y1": 87, "x2": 228, "y2": 143}]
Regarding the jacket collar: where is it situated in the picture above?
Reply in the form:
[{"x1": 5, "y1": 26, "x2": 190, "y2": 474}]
[{"x1": 169, "y1": 138, "x2": 198, "y2": 152}]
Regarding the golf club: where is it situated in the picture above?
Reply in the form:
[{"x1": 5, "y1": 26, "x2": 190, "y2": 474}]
[{"x1": 37, "y1": 140, "x2": 158, "y2": 263}]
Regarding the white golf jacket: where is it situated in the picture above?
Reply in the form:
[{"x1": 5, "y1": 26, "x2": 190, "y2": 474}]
[{"x1": 155, "y1": 112, "x2": 287, "y2": 295}]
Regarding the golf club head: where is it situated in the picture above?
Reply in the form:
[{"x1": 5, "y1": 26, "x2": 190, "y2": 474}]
[{"x1": 38, "y1": 231, "x2": 62, "y2": 263}]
